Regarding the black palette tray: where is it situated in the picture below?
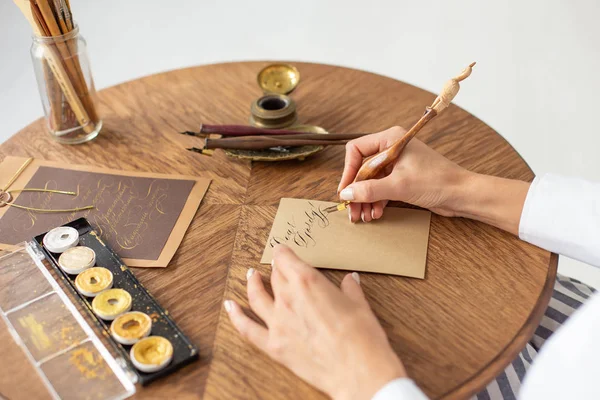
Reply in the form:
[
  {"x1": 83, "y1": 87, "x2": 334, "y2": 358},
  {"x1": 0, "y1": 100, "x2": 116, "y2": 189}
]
[{"x1": 34, "y1": 218, "x2": 199, "y2": 386}]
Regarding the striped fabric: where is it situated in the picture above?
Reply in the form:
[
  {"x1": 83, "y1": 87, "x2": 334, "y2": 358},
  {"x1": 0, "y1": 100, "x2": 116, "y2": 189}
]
[{"x1": 473, "y1": 274, "x2": 597, "y2": 400}]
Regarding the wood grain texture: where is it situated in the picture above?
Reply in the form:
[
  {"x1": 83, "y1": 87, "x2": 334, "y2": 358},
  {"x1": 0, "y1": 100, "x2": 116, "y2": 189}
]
[{"x1": 0, "y1": 62, "x2": 557, "y2": 399}]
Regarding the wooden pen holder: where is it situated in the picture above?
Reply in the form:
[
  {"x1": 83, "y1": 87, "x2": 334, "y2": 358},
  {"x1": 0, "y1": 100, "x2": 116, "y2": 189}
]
[{"x1": 31, "y1": 26, "x2": 102, "y2": 144}]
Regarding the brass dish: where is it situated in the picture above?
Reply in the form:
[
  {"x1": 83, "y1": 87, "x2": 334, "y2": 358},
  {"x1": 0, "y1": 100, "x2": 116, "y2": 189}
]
[{"x1": 224, "y1": 125, "x2": 328, "y2": 162}]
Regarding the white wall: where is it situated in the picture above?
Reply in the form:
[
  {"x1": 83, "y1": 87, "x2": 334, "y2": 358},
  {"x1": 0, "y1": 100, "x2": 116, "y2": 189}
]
[{"x1": 1, "y1": 0, "x2": 599, "y2": 287}]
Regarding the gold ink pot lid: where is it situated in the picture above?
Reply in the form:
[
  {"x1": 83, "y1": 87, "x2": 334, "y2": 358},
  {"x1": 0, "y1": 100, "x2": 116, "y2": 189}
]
[
  {"x1": 75, "y1": 267, "x2": 113, "y2": 297},
  {"x1": 257, "y1": 63, "x2": 300, "y2": 95},
  {"x1": 130, "y1": 336, "x2": 173, "y2": 373},
  {"x1": 92, "y1": 288, "x2": 132, "y2": 321},
  {"x1": 110, "y1": 311, "x2": 152, "y2": 345}
]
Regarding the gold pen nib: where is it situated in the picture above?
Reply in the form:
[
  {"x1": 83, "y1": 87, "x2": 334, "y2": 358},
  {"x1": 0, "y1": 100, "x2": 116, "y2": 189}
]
[
  {"x1": 187, "y1": 147, "x2": 214, "y2": 156},
  {"x1": 324, "y1": 201, "x2": 350, "y2": 214}
]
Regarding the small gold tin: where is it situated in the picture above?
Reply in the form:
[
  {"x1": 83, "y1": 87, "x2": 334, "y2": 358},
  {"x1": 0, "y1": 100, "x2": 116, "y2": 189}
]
[{"x1": 257, "y1": 63, "x2": 300, "y2": 95}]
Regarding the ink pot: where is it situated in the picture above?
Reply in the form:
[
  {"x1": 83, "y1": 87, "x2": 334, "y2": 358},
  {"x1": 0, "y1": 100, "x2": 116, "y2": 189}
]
[
  {"x1": 250, "y1": 94, "x2": 297, "y2": 128},
  {"x1": 251, "y1": 63, "x2": 300, "y2": 129}
]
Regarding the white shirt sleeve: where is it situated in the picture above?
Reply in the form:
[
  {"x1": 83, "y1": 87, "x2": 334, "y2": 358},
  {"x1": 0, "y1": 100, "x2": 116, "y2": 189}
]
[
  {"x1": 371, "y1": 378, "x2": 429, "y2": 400},
  {"x1": 518, "y1": 173, "x2": 600, "y2": 399},
  {"x1": 519, "y1": 173, "x2": 600, "y2": 267}
]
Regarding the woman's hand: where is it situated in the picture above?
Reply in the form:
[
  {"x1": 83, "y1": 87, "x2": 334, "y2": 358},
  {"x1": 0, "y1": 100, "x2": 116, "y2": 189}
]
[
  {"x1": 339, "y1": 126, "x2": 531, "y2": 235},
  {"x1": 224, "y1": 245, "x2": 406, "y2": 400},
  {"x1": 338, "y1": 126, "x2": 471, "y2": 223}
]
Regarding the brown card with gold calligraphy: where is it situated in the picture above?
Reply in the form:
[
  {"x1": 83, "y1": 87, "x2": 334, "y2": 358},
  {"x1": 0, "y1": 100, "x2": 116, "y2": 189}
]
[
  {"x1": 261, "y1": 198, "x2": 431, "y2": 278},
  {"x1": 0, "y1": 157, "x2": 210, "y2": 267}
]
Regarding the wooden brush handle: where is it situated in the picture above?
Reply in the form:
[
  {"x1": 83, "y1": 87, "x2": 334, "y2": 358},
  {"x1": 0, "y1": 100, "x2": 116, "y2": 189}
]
[
  {"x1": 352, "y1": 62, "x2": 475, "y2": 184},
  {"x1": 200, "y1": 124, "x2": 303, "y2": 136},
  {"x1": 200, "y1": 124, "x2": 370, "y2": 137},
  {"x1": 354, "y1": 108, "x2": 438, "y2": 182},
  {"x1": 261, "y1": 133, "x2": 366, "y2": 141},
  {"x1": 41, "y1": 43, "x2": 94, "y2": 132},
  {"x1": 205, "y1": 137, "x2": 349, "y2": 150},
  {"x1": 36, "y1": 0, "x2": 97, "y2": 133}
]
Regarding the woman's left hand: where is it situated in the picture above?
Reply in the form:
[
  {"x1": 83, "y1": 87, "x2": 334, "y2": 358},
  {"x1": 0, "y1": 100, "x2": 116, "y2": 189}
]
[{"x1": 224, "y1": 244, "x2": 407, "y2": 400}]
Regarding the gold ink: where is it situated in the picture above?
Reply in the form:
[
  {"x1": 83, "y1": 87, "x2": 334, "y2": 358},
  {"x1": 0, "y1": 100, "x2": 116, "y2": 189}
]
[
  {"x1": 68, "y1": 347, "x2": 109, "y2": 380},
  {"x1": 18, "y1": 314, "x2": 51, "y2": 351},
  {"x1": 269, "y1": 202, "x2": 330, "y2": 248}
]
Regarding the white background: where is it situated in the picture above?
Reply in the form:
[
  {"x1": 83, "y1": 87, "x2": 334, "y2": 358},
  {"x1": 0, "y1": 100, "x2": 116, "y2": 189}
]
[{"x1": 1, "y1": 0, "x2": 599, "y2": 287}]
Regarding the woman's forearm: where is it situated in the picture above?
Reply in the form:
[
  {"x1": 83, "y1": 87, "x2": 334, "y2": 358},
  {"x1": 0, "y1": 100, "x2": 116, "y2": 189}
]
[{"x1": 449, "y1": 173, "x2": 531, "y2": 235}]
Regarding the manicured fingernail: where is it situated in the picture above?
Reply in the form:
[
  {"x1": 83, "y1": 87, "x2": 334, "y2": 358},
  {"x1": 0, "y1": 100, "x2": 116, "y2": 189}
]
[
  {"x1": 348, "y1": 207, "x2": 352, "y2": 222},
  {"x1": 371, "y1": 208, "x2": 375, "y2": 220},
  {"x1": 224, "y1": 300, "x2": 233, "y2": 312},
  {"x1": 361, "y1": 211, "x2": 365, "y2": 222},
  {"x1": 352, "y1": 272, "x2": 360, "y2": 284},
  {"x1": 246, "y1": 268, "x2": 254, "y2": 280},
  {"x1": 340, "y1": 187, "x2": 354, "y2": 201}
]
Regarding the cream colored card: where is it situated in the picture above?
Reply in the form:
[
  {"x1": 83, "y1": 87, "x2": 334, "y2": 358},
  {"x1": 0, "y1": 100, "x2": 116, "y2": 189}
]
[{"x1": 261, "y1": 198, "x2": 431, "y2": 278}]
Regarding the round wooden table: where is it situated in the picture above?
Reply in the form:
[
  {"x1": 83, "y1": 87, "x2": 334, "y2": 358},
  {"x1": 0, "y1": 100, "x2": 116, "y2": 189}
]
[{"x1": 0, "y1": 62, "x2": 556, "y2": 399}]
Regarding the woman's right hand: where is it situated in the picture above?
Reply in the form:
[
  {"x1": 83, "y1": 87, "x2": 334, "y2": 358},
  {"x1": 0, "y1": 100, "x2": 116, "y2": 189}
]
[{"x1": 338, "y1": 126, "x2": 473, "y2": 223}]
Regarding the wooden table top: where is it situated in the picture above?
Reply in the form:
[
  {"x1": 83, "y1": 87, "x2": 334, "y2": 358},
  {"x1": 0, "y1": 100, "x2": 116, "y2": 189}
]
[{"x1": 0, "y1": 61, "x2": 556, "y2": 400}]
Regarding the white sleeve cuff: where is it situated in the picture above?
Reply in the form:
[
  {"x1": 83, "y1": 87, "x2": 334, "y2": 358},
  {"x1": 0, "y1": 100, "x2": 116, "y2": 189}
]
[
  {"x1": 519, "y1": 173, "x2": 600, "y2": 267},
  {"x1": 371, "y1": 378, "x2": 429, "y2": 400}
]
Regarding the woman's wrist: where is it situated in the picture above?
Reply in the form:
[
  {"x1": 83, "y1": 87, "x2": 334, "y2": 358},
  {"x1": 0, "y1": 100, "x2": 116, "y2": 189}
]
[
  {"x1": 333, "y1": 355, "x2": 407, "y2": 400},
  {"x1": 448, "y1": 172, "x2": 531, "y2": 235}
]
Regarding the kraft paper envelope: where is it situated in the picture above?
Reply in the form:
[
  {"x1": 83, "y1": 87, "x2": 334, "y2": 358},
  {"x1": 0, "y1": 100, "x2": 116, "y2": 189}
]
[{"x1": 261, "y1": 198, "x2": 431, "y2": 278}]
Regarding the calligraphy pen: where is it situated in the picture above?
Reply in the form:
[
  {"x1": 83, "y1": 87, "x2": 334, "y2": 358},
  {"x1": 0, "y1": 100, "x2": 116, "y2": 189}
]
[
  {"x1": 183, "y1": 130, "x2": 368, "y2": 152},
  {"x1": 323, "y1": 62, "x2": 476, "y2": 214}
]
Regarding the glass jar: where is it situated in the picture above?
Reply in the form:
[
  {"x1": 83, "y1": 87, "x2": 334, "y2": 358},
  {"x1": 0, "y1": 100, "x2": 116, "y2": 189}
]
[{"x1": 30, "y1": 26, "x2": 102, "y2": 144}]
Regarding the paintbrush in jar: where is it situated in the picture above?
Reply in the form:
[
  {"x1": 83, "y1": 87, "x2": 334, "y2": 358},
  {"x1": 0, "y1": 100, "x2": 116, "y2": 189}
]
[
  {"x1": 323, "y1": 62, "x2": 476, "y2": 214},
  {"x1": 14, "y1": 0, "x2": 98, "y2": 134}
]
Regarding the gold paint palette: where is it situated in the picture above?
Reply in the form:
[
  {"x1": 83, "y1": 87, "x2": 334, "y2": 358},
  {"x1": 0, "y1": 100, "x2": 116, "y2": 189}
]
[
  {"x1": 0, "y1": 218, "x2": 200, "y2": 399},
  {"x1": 0, "y1": 242, "x2": 134, "y2": 399},
  {"x1": 34, "y1": 218, "x2": 199, "y2": 385}
]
